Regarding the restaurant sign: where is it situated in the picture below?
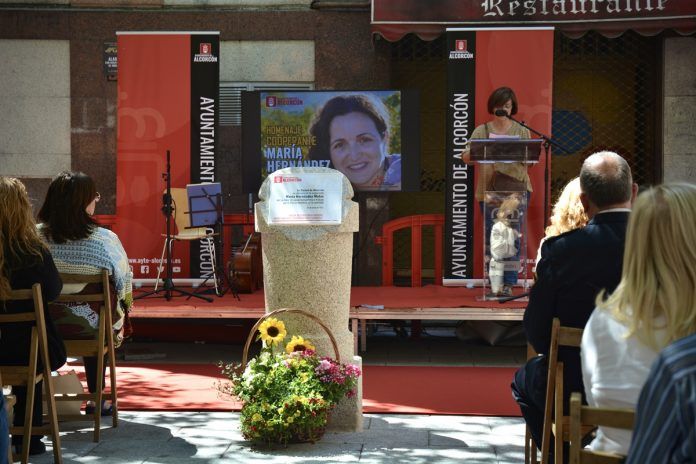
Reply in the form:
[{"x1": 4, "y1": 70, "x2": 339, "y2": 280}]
[{"x1": 371, "y1": 0, "x2": 696, "y2": 40}]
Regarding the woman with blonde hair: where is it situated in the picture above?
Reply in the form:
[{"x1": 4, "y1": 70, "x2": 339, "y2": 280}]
[
  {"x1": 534, "y1": 177, "x2": 588, "y2": 270},
  {"x1": 545, "y1": 177, "x2": 588, "y2": 238},
  {"x1": 0, "y1": 177, "x2": 66, "y2": 456},
  {"x1": 581, "y1": 182, "x2": 696, "y2": 455}
]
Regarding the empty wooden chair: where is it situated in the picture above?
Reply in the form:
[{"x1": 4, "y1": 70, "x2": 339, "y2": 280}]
[
  {"x1": 51, "y1": 271, "x2": 117, "y2": 442},
  {"x1": 568, "y1": 392, "x2": 635, "y2": 464},
  {"x1": 0, "y1": 283, "x2": 62, "y2": 464},
  {"x1": 154, "y1": 187, "x2": 218, "y2": 294}
]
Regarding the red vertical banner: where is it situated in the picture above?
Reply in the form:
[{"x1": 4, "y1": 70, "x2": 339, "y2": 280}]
[
  {"x1": 444, "y1": 28, "x2": 554, "y2": 283},
  {"x1": 116, "y1": 32, "x2": 219, "y2": 280}
]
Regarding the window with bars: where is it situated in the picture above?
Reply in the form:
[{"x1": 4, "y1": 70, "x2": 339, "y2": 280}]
[{"x1": 219, "y1": 82, "x2": 314, "y2": 126}]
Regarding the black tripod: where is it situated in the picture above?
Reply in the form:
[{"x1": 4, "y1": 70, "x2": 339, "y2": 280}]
[{"x1": 135, "y1": 150, "x2": 212, "y2": 302}]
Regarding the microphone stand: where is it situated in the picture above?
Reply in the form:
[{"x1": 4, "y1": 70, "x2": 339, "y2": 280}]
[
  {"x1": 497, "y1": 291, "x2": 530, "y2": 304},
  {"x1": 502, "y1": 112, "x2": 571, "y2": 229},
  {"x1": 135, "y1": 150, "x2": 212, "y2": 302}
]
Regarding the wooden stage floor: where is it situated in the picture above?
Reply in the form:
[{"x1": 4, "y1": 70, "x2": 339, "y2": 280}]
[
  {"x1": 130, "y1": 285, "x2": 526, "y2": 319},
  {"x1": 130, "y1": 285, "x2": 527, "y2": 354}
]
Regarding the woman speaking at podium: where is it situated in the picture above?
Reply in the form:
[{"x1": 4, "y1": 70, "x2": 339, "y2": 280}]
[
  {"x1": 462, "y1": 86, "x2": 531, "y2": 297},
  {"x1": 462, "y1": 86, "x2": 532, "y2": 198}
]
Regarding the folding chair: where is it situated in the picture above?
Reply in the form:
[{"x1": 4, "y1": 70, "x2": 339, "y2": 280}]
[
  {"x1": 568, "y1": 392, "x2": 635, "y2": 464},
  {"x1": 0, "y1": 283, "x2": 62, "y2": 464},
  {"x1": 154, "y1": 187, "x2": 218, "y2": 294},
  {"x1": 51, "y1": 271, "x2": 118, "y2": 442},
  {"x1": 540, "y1": 318, "x2": 594, "y2": 464}
]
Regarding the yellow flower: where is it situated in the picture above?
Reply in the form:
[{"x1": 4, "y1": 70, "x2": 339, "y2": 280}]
[
  {"x1": 252, "y1": 413, "x2": 263, "y2": 422},
  {"x1": 287, "y1": 416, "x2": 294, "y2": 424},
  {"x1": 258, "y1": 318, "x2": 287, "y2": 346},
  {"x1": 285, "y1": 335, "x2": 315, "y2": 354}
]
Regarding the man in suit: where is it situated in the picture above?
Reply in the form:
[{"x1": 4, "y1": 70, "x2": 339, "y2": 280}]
[{"x1": 511, "y1": 151, "x2": 638, "y2": 454}]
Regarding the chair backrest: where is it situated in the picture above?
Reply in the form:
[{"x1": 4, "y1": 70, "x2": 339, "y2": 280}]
[
  {"x1": 170, "y1": 187, "x2": 192, "y2": 234},
  {"x1": 169, "y1": 187, "x2": 210, "y2": 238},
  {"x1": 569, "y1": 392, "x2": 635, "y2": 464},
  {"x1": 541, "y1": 317, "x2": 584, "y2": 463},
  {"x1": 0, "y1": 284, "x2": 49, "y2": 374},
  {"x1": 376, "y1": 214, "x2": 445, "y2": 287},
  {"x1": 54, "y1": 270, "x2": 113, "y2": 346}
]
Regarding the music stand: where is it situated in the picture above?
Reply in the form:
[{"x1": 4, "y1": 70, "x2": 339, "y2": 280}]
[
  {"x1": 186, "y1": 183, "x2": 237, "y2": 299},
  {"x1": 470, "y1": 139, "x2": 542, "y2": 163}
]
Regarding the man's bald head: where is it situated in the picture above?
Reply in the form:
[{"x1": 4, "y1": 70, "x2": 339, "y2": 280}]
[{"x1": 579, "y1": 151, "x2": 633, "y2": 210}]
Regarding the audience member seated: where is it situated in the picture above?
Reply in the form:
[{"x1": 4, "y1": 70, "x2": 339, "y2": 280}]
[
  {"x1": 534, "y1": 176, "x2": 588, "y2": 274},
  {"x1": 626, "y1": 331, "x2": 696, "y2": 463},
  {"x1": 37, "y1": 171, "x2": 133, "y2": 416},
  {"x1": 0, "y1": 177, "x2": 66, "y2": 456},
  {"x1": 582, "y1": 182, "x2": 696, "y2": 455},
  {"x1": 511, "y1": 151, "x2": 637, "y2": 459}
]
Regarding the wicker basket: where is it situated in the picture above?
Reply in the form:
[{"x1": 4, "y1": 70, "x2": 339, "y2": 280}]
[
  {"x1": 238, "y1": 308, "x2": 341, "y2": 444},
  {"x1": 241, "y1": 307, "x2": 341, "y2": 367}
]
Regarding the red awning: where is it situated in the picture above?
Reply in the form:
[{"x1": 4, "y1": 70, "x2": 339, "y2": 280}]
[{"x1": 372, "y1": 0, "x2": 696, "y2": 41}]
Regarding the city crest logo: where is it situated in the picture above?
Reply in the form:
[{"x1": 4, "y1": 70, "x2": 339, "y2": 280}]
[
  {"x1": 449, "y1": 40, "x2": 474, "y2": 60},
  {"x1": 194, "y1": 42, "x2": 218, "y2": 63}
]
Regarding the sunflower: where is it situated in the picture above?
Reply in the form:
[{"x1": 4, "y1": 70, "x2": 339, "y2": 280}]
[
  {"x1": 285, "y1": 335, "x2": 315, "y2": 354},
  {"x1": 258, "y1": 318, "x2": 287, "y2": 346}
]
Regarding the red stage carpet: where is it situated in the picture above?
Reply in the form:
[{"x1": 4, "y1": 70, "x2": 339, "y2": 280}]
[{"x1": 60, "y1": 363, "x2": 520, "y2": 416}]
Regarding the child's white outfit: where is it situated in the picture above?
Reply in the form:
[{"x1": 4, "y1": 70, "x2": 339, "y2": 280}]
[{"x1": 489, "y1": 221, "x2": 519, "y2": 294}]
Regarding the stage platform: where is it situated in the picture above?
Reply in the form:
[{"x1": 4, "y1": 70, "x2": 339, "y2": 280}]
[{"x1": 131, "y1": 285, "x2": 526, "y2": 354}]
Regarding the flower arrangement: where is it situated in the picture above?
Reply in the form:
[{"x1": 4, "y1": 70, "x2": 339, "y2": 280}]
[{"x1": 220, "y1": 316, "x2": 361, "y2": 445}]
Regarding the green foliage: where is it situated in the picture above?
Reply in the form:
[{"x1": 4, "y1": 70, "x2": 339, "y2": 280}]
[{"x1": 220, "y1": 346, "x2": 361, "y2": 445}]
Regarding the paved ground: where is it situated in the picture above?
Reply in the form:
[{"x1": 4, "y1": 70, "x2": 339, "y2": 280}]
[
  {"x1": 30, "y1": 412, "x2": 526, "y2": 463},
  {"x1": 23, "y1": 324, "x2": 528, "y2": 463}
]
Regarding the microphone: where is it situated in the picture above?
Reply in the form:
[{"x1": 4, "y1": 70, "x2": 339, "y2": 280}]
[{"x1": 494, "y1": 109, "x2": 509, "y2": 117}]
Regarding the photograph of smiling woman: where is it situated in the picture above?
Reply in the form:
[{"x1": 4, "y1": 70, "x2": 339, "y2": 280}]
[{"x1": 309, "y1": 94, "x2": 401, "y2": 192}]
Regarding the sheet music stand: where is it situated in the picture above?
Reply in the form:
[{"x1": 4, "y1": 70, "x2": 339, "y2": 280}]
[
  {"x1": 470, "y1": 139, "x2": 542, "y2": 164},
  {"x1": 186, "y1": 183, "x2": 236, "y2": 298},
  {"x1": 188, "y1": 182, "x2": 222, "y2": 228}
]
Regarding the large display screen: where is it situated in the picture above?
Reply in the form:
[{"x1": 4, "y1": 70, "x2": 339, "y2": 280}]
[{"x1": 242, "y1": 90, "x2": 420, "y2": 193}]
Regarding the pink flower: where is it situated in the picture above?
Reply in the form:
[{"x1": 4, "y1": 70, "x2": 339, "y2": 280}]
[{"x1": 345, "y1": 364, "x2": 362, "y2": 378}]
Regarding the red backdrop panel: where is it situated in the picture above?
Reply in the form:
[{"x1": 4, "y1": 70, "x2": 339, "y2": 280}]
[
  {"x1": 116, "y1": 34, "x2": 192, "y2": 279},
  {"x1": 472, "y1": 29, "x2": 554, "y2": 278}
]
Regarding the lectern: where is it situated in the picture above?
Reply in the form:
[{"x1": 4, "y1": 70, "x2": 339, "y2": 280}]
[
  {"x1": 470, "y1": 139, "x2": 541, "y2": 301},
  {"x1": 470, "y1": 138, "x2": 542, "y2": 163}
]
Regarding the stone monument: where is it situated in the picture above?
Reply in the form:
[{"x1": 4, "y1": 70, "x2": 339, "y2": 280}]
[{"x1": 255, "y1": 166, "x2": 362, "y2": 431}]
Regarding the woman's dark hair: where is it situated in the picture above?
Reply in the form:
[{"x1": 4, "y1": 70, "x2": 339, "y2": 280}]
[
  {"x1": 487, "y1": 86, "x2": 519, "y2": 115},
  {"x1": 308, "y1": 94, "x2": 390, "y2": 161},
  {"x1": 38, "y1": 171, "x2": 98, "y2": 244}
]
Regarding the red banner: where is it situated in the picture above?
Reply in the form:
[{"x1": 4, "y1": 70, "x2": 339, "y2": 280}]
[
  {"x1": 444, "y1": 28, "x2": 554, "y2": 282},
  {"x1": 116, "y1": 32, "x2": 219, "y2": 279}
]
